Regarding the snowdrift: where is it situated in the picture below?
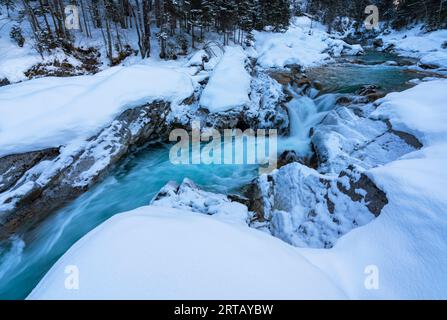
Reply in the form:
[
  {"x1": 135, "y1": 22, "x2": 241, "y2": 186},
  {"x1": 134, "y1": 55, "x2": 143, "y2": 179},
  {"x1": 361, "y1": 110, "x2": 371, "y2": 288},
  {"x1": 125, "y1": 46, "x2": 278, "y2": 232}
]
[{"x1": 0, "y1": 65, "x2": 194, "y2": 157}]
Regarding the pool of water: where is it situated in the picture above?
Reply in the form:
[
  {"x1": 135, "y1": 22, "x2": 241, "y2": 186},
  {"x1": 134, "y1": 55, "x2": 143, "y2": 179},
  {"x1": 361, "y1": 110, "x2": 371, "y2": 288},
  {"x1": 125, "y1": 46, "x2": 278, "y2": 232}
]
[
  {"x1": 306, "y1": 49, "x2": 435, "y2": 94},
  {"x1": 0, "y1": 49, "x2": 437, "y2": 299}
]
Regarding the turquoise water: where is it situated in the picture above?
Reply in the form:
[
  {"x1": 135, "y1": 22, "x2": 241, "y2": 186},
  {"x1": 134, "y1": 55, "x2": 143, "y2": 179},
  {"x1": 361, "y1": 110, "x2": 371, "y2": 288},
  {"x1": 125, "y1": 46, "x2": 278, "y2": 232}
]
[
  {"x1": 0, "y1": 143, "x2": 258, "y2": 299},
  {"x1": 306, "y1": 50, "x2": 434, "y2": 94},
  {"x1": 0, "y1": 50, "x2": 435, "y2": 299}
]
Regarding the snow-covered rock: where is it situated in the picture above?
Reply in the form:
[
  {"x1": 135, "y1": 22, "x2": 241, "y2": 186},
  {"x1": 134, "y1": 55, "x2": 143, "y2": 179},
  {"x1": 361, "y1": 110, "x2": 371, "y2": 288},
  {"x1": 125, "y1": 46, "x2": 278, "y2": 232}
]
[
  {"x1": 171, "y1": 69, "x2": 290, "y2": 135},
  {"x1": 245, "y1": 162, "x2": 387, "y2": 248},
  {"x1": 245, "y1": 81, "x2": 430, "y2": 248},
  {"x1": 254, "y1": 17, "x2": 363, "y2": 69},
  {"x1": 199, "y1": 46, "x2": 251, "y2": 113},
  {"x1": 151, "y1": 178, "x2": 249, "y2": 225},
  {"x1": 419, "y1": 51, "x2": 447, "y2": 70},
  {"x1": 378, "y1": 27, "x2": 447, "y2": 70},
  {"x1": 311, "y1": 103, "x2": 421, "y2": 174}
]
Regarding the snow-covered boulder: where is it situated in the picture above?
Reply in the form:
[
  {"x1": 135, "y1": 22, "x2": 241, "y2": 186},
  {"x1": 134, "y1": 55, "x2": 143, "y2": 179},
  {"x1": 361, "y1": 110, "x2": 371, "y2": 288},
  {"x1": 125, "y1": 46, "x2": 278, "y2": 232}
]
[
  {"x1": 378, "y1": 27, "x2": 447, "y2": 71},
  {"x1": 151, "y1": 178, "x2": 249, "y2": 225},
  {"x1": 254, "y1": 16, "x2": 363, "y2": 69},
  {"x1": 199, "y1": 46, "x2": 251, "y2": 113},
  {"x1": 0, "y1": 101, "x2": 174, "y2": 237},
  {"x1": 245, "y1": 162, "x2": 387, "y2": 248},
  {"x1": 311, "y1": 103, "x2": 422, "y2": 174},
  {"x1": 172, "y1": 69, "x2": 290, "y2": 135},
  {"x1": 419, "y1": 51, "x2": 447, "y2": 70}
]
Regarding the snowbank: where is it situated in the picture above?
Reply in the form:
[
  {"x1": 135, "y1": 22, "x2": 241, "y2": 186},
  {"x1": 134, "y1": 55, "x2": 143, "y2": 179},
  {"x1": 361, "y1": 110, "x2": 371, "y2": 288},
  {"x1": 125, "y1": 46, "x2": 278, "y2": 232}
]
[
  {"x1": 302, "y1": 79, "x2": 447, "y2": 299},
  {"x1": 254, "y1": 17, "x2": 363, "y2": 69},
  {"x1": 29, "y1": 80, "x2": 447, "y2": 299},
  {"x1": 0, "y1": 65, "x2": 194, "y2": 157},
  {"x1": 28, "y1": 206, "x2": 345, "y2": 300},
  {"x1": 199, "y1": 46, "x2": 251, "y2": 113},
  {"x1": 0, "y1": 36, "x2": 41, "y2": 83},
  {"x1": 380, "y1": 27, "x2": 447, "y2": 69}
]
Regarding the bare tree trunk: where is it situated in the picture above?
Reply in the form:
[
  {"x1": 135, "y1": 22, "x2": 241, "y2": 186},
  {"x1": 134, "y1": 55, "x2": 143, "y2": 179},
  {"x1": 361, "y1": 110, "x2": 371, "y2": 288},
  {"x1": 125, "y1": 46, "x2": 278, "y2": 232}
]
[{"x1": 80, "y1": 0, "x2": 91, "y2": 38}]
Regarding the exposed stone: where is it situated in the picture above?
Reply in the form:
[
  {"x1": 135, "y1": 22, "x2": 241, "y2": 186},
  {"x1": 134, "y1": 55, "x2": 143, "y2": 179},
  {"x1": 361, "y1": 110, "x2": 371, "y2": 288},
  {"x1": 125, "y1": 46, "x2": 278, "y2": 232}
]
[
  {"x1": 0, "y1": 101, "x2": 172, "y2": 238},
  {"x1": 0, "y1": 78, "x2": 10, "y2": 87},
  {"x1": 337, "y1": 165, "x2": 388, "y2": 217},
  {"x1": 0, "y1": 148, "x2": 60, "y2": 194},
  {"x1": 336, "y1": 95, "x2": 353, "y2": 105},
  {"x1": 268, "y1": 72, "x2": 294, "y2": 85},
  {"x1": 284, "y1": 64, "x2": 303, "y2": 75},
  {"x1": 312, "y1": 80, "x2": 323, "y2": 91},
  {"x1": 356, "y1": 85, "x2": 386, "y2": 102},
  {"x1": 419, "y1": 63, "x2": 439, "y2": 70},
  {"x1": 277, "y1": 150, "x2": 301, "y2": 169},
  {"x1": 242, "y1": 180, "x2": 267, "y2": 222},
  {"x1": 373, "y1": 38, "x2": 384, "y2": 48}
]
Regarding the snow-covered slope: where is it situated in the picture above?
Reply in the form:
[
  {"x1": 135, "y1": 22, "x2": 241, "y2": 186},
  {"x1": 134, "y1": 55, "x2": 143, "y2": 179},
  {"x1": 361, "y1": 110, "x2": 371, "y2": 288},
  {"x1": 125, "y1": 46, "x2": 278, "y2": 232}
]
[
  {"x1": 28, "y1": 80, "x2": 447, "y2": 299},
  {"x1": 0, "y1": 35, "x2": 41, "y2": 83},
  {"x1": 254, "y1": 17, "x2": 362, "y2": 69},
  {"x1": 380, "y1": 27, "x2": 447, "y2": 69},
  {"x1": 0, "y1": 10, "x2": 42, "y2": 83},
  {"x1": 0, "y1": 65, "x2": 194, "y2": 157},
  {"x1": 27, "y1": 206, "x2": 345, "y2": 300}
]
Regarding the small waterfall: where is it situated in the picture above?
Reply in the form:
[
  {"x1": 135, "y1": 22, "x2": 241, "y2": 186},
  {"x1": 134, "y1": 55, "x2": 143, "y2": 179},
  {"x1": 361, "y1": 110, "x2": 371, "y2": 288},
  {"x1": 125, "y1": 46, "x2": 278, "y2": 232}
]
[{"x1": 281, "y1": 87, "x2": 337, "y2": 157}]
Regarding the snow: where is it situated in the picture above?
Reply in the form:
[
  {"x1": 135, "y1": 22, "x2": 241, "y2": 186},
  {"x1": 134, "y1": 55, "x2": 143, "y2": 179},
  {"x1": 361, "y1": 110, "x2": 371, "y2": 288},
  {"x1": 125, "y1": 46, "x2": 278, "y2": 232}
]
[
  {"x1": 27, "y1": 206, "x2": 345, "y2": 300},
  {"x1": 0, "y1": 65, "x2": 194, "y2": 157},
  {"x1": 254, "y1": 17, "x2": 363, "y2": 69},
  {"x1": 380, "y1": 27, "x2": 447, "y2": 69},
  {"x1": 0, "y1": 36, "x2": 41, "y2": 83},
  {"x1": 28, "y1": 79, "x2": 447, "y2": 299},
  {"x1": 0, "y1": 10, "x2": 42, "y2": 83},
  {"x1": 373, "y1": 79, "x2": 447, "y2": 144},
  {"x1": 199, "y1": 46, "x2": 251, "y2": 113},
  {"x1": 302, "y1": 79, "x2": 447, "y2": 299},
  {"x1": 151, "y1": 178, "x2": 249, "y2": 226},
  {"x1": 420, "y1": 51, "x2": 447, "y2": 69}
]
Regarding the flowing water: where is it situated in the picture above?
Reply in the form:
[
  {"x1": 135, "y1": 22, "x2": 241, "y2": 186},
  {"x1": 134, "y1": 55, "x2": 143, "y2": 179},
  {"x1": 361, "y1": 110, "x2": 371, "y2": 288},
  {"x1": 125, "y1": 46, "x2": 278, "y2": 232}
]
[{"x1": 0, "y1": 50, "x2": 437, "y2": 299}]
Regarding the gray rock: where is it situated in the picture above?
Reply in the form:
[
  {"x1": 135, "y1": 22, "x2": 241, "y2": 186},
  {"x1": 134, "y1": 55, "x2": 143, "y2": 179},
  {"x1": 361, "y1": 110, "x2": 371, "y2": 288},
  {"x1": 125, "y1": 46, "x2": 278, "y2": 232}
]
[
  {"x1": 0, "y1": 101, "x2": 172, "y2": 238},
  {"x1": 0, "y1": 148, "x2": 59, "y2": 194},
  {"x1": 0, "y1": 78, "x2": 10, "y2": 87}
]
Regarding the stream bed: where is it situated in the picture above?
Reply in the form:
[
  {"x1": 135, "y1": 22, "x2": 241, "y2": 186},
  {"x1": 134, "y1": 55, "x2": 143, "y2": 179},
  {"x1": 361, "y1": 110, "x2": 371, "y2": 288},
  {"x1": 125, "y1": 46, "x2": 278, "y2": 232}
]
[{"x1": 0, "y1": 50, "x2": 439, "y2": 299}]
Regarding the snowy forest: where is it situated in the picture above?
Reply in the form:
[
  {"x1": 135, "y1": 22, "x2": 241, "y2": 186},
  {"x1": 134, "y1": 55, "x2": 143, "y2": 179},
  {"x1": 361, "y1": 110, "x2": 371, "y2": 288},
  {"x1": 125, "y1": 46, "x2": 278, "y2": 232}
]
[{"x1": 2, "y1": 0, "x2": 446, "y2": 64}]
